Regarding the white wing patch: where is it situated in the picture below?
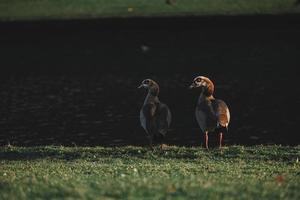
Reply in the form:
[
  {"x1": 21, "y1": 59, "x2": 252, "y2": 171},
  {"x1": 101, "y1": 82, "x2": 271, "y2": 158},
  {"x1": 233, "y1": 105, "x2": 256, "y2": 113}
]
[{"x1": 226, "y1": 107, "x2": 230, "y2": 127}]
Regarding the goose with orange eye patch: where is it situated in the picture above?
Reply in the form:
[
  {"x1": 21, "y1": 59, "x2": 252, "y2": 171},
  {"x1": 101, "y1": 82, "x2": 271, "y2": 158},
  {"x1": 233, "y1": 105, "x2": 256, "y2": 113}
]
[{"x1": 189, "y1": 76, "x2": 230, "y2": 150}]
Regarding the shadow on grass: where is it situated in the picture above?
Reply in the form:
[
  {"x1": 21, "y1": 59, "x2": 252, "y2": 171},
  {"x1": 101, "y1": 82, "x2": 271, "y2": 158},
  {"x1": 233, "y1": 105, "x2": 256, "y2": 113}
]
[
  {"x1": 0, "y1": 146, "x2": 200, "y2": 161},
  {"x1": 0, "y1": 146, "x2": 82, "y2": 161},
  {"x1": 0, "y1": 145, "x2": 299, "y2": 162}
]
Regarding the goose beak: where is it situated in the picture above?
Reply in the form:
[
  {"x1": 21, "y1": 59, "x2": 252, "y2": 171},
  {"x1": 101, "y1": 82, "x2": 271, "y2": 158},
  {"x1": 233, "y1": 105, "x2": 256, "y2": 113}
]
[
  {"x1": 138, "y1": 84, "x2": 143, "y2": 89},
  {"x1": 189, "y1": 83, "x2": 195, "y2": 89}
]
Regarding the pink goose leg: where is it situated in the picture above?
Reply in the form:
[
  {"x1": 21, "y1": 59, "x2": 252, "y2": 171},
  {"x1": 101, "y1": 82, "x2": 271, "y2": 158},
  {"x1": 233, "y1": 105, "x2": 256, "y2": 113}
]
[
  {"x1": 219, "y1": 132, "x2": 223, "y2": 149},
  {"x1": 205, "y1": 131, "x2": 209, "y2": 150}
]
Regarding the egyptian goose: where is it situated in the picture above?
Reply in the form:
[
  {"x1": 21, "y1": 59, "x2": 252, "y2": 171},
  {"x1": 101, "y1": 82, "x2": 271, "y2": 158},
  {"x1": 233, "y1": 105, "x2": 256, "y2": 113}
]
[
  {"x1": 189, "y1": 76, "x2": 230, "y2": 149},
  {"x1": 138, "y1": 79, "x2": 172, "y2": 149}
]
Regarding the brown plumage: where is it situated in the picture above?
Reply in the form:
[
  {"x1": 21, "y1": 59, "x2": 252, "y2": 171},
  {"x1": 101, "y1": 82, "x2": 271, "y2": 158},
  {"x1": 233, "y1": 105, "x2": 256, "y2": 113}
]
[{"x1": 189, "y1": 76, "x2": 230, "y2": 149}]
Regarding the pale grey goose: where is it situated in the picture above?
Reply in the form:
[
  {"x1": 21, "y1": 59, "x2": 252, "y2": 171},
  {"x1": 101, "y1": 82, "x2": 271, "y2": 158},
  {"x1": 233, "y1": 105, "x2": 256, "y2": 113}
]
[
  {"x1": 189, "y1": 76, "x2": 230, "y2": 149},
  {"x1": 138, "y1": 79, "x2": 171, "y2": 149}
]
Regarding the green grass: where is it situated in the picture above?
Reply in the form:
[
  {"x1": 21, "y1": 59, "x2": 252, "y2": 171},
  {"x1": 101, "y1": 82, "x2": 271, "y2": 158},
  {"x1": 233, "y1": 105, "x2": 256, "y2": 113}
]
[
  {"x1": 0, "y1": 145, "x2": 299, "y2": 199},
  {"x1": 1, "y1": 0, "x2": 300, "y2": 21}
]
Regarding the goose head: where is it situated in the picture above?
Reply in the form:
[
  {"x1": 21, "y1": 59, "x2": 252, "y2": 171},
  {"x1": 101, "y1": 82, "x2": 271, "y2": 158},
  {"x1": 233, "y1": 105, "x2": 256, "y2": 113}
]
[
  {"x1": 189, "y1": 76, "x2": 214, "y2": 96},
  {"x1": 138, "y1": 79, "x2": 159, "y2": 96}
]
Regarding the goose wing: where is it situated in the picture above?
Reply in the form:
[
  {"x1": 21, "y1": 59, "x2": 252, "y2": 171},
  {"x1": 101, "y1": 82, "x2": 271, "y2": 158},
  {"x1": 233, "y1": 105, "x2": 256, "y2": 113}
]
[
  {"x1": 212, "y1": 99, "x2": 230, "y2": 128},
  {"x1": 156, "y1": 103, "x2": 171, "y2": 136}
]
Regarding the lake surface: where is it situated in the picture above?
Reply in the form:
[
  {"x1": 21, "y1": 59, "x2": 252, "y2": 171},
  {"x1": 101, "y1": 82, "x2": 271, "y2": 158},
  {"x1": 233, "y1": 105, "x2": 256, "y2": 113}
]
[{"x1": 0, "y1": 16, "x2": 299, "y2": 146}]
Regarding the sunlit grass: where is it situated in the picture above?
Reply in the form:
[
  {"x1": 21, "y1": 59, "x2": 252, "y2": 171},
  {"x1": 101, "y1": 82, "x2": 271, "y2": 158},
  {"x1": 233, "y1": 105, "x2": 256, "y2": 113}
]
[
  {"x1": 1, "y1": 145, "x2": 299, "y2": 199},
  {"x1": 1, "y1": 0, "x2": 300, "y2": 21}
]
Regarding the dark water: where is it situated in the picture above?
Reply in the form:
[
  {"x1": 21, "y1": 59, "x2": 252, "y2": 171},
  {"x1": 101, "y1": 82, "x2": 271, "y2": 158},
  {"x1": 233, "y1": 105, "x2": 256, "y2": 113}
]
[{"x1": 0, "y1": 16, "x2": 299, "y2": 146}]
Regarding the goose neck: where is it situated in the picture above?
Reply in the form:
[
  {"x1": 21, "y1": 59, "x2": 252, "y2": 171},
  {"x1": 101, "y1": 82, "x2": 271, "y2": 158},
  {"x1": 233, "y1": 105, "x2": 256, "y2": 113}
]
[{"x1": 144, "y1": 93, "x2": 160, "y2": 105}]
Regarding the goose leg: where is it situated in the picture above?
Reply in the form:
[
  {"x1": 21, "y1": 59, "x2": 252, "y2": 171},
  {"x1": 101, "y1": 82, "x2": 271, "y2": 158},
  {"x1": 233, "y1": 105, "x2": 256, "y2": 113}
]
[
  {"x1": 160, "y1": 143, "x2": 165, "y2": 150},
  {"x1": 219, "y1": 132, "x2": 223, "y2": 149},
  {"x1": 204, "y1": 131, "x2": 209, "y2": 150},
  {"x1": 148, "y1": 135, "x2": 154, "y2": 151},
  {"x1": 160, "y1": 143, "x2": 168, "y2": 150},
  {"x1": 157, "y1": 134, "x2": 166, "y2": 150},
  {"x1": 150, "y1": 140, "x2": 154, "y2": 150}
]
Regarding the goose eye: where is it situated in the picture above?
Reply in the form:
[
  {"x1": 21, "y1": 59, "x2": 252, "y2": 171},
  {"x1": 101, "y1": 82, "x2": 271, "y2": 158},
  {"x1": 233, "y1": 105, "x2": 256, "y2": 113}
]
[
  {"x1": 196, "y1": 78, "x2": 201, "y2": 83},
  {"x1": 144, "y1": 80, "x2": 149, "y2": 84}
]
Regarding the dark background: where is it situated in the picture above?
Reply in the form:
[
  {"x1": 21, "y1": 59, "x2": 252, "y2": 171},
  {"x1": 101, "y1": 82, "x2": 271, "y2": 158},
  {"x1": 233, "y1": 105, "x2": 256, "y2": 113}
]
[{"x1": 0, "y1": 15, "x2": 299, "y2": 146}]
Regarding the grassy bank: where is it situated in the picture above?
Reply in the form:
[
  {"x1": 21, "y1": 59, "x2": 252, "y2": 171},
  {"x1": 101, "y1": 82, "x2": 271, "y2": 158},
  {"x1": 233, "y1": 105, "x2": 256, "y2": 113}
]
[
  {"x1": 0, "y1": 145, "x2": 299, "y2": 199},
  {"x1": 1, "y1": 0, "x2": 300, "y2": 21}
]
